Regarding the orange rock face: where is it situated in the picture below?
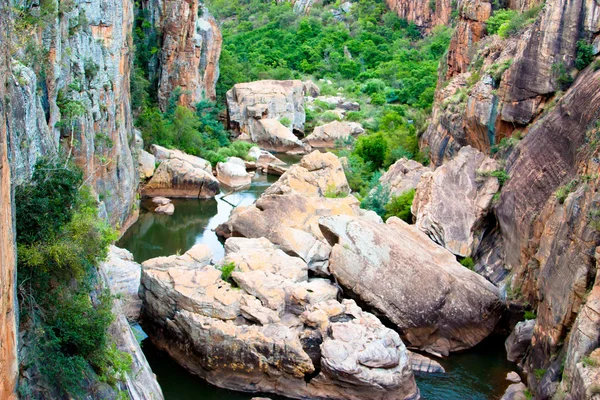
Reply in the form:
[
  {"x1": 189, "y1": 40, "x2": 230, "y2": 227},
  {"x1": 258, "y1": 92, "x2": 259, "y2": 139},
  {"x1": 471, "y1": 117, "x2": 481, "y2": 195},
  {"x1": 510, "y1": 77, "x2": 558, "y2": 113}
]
[
  {"x1": 157, "y1": 0, "x2": 222, "y2": 110},
  {"x1": 384, "y1": 0, "x2": 453, "y2": 31}
]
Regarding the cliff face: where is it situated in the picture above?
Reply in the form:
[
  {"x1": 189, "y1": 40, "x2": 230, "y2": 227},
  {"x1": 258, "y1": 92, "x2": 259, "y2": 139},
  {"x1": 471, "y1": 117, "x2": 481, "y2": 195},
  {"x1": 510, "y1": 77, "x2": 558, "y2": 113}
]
[
  {"x1": 385, "y1": 0, "x2": 454, "y2": 31},
  {"x1": 420, "y1": 0, "x2": 600, "y2": 395},
  {"x1": 141, "y1": 0, "x2": 222, "y2": 110},
  {"x1": 0, "y1": 3, "x2": 17, "y2": 397},
  {"x1": 7, "y1": 0, "x2": 140, "y2": 229}
]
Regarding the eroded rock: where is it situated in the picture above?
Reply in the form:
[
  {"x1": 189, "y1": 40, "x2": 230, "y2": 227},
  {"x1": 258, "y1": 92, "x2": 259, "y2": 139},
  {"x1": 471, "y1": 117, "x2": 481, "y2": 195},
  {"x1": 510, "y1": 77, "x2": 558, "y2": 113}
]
[
  {"x1": 139, "y1": 149, "x2": 156, "y2": 180},
  {"x1": 217, "y1": 157, "x2": 252, "y2": 188},
  {"x1": 378, "y1": 158, "x2": 431, "y2": 198},
  {"x1": 143, "y1": 158, "x2": 219, "y2": 199},
  {"x1": 505, "y1": 319, "x2": 535, "y2": 363},
  {"x1": 320, "y1": 215, "x2": 503, "y2": 355},
  {"x1": 413, "y1": 146, "x2": 500, "y2": 257},
  {"x1": 304, "y1": 121, "x2": 364, "y2": 148}
]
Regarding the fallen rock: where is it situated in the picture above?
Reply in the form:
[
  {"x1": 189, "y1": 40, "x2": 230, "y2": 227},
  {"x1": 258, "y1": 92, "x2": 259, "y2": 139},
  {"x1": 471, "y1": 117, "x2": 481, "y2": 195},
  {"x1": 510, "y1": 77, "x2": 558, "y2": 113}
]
[
  {"x1": 248, "y1": 146, "x2": 285, "y2": 167},
  {"x1": 506, "y1": 371, "x2": 521, "y2": 383},
  {"x1": 263, "y1": 151, "x2": 349, "y2": 197},
  {"x1": 216, "y1": 193, "x2": 363, "y2": 275},
  {"x1": 500, "y1": 383, "x2": 528, "y2": 400},
  {"x1": 320, "y1": 215, "x2": 503, "y2": 355},
  {"x1": 99, "y1": 246, "x2": 142, "y2": 321},
  {"x1": 151, "y1": 196, "x2": 171, "y2": 205},
  {"x1": 408, "y1": 351, "x2": 446, "y2": 374},
  {"x1": 139, "y1": 149, "x2": 156, "y2": 180},
  {"x1": 216, "y1": 157, "x2": 252, "y2": 188},
  {"x1": 151, "y1": 144, "x2": 212, "y2": 174},
  {"x1": 155, "y1": 203, "x2": 175, "y2": 215},
  {"x1": 303, "y1": 80, "x2": 320, "y2": 97},
  {"x1": 505, "y1": 319, "x2": 535, "y2": 363},
  {"x1": 303, "y1": 121, "x2": 364, "y2": 148},
  {"x1": 248, "y1": 118, "x2": 309, "y2": 153},
  {"x1": 412, "y1": 146, "x2": 500, "y2": 257},
  {"x1": 260, "y1": 163, "x2": 288, "y2": 176},
  {"x1": 139, "y1": 242, "x2": 418, "y2": 400},
  {"x1": 378, "y1": 158, "x2": 431, "y2": 198},
  {"x1": 142, "y1": 158, "x2": 219, "y2": 199},
  {"x1": 227, "y1": 80, "x2": 306, "y2": 139}
]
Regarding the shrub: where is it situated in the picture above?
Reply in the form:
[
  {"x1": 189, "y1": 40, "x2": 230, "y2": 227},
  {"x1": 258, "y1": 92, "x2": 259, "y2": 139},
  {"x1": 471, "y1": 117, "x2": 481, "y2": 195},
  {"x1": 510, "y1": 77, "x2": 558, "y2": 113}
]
[
  {"x1": 575, "y1": 39, "x2": 595, "y2": 70},
  {"x1": 459, "y1": 257, "x2": 475, "y2": 270},
  {"x1": 582, "y1": 356, "x2": 598, "y2": 368},
  {"x1": 534, "y1": 369, "x2": 546, "y2": 380},
  {"x1": 324, "y1": 184, "x2": 348, "y2": 198},
  {"x1": 220, "y1": 262, "x2": 236, "y2": 282},
  {"x1": 555, "y1": 179, "x2": 579, "y2": 204},
  {"x1": 360, "y1": 174, "x2": 390, "y2": 218},
  {"x1": 524, "y1": 310, "x2": 537, "y2": 320},
  {"x1": 487, "y1": 9, "x2": 517, "y2": 36},
  {"x1": 553, "y1": 62, "x2": 574, "y2": 90},
  {"x1": 384, "y1": 189, "x2": 415, "y2": 223},
  {"x1": 279, "y1": 116, "x2": 292, "y2": 126},
  {"x1": 355, "y1": 133, "x2": 388, "y2": 170}
]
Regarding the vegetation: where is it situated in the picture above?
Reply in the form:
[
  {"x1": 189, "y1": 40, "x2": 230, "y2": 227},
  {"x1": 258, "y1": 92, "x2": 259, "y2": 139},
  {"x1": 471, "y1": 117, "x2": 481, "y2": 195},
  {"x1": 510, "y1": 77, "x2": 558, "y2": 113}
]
[
  {"x1": 384, "y1": 188, "x2": 416, "y2": 222},
  {"x1": 459, "y1": 257, "x2": 475, "y2": 270},
  {"x1": 16, "y1": 158, "x2": 129, "y2": 397},
  {"x1": 524, "y1": 310, "x2": 537, "y2": 320},
  {"x1": 486, "y1": 5, "x2": 542, "y2": 39},
  {"x1": 219, "y1": 262, "x2": 236, "y2": 283},
  {"x1": 575, "y1": 39, "x2": 595, "y2": 70},
  {"x1": 324, "y1": 184, "x2": 348, "y2": 198},
  {"x1": 582, "y1": 355, "x2": 599, "y2": 368},
  {"x1": 555, "y1": 178, "x2": 579, "y2": 204},
  {"x1": 534, "y1": 368, "x2": 547, "y2": 380}
]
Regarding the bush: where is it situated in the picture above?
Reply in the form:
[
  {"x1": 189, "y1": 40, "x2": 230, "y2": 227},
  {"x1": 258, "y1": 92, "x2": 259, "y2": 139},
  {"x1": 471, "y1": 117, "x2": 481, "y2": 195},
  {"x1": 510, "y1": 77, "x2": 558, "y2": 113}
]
[
  {"x1": 575, "y1": 39, "x2": 595, "y2": 70},
  {"x1": 486, "y1": 9, "x2": 517, "y2": 36},
  {"x1": 384, "y1": 189, "x2": 415, "y2": 223},
  {"x1": 220, "y1": 262, "x2": 236, "y2": 282},
  {"x1": 459, "y1": 257, "x2": 475, "y2": 270},
  {"x1": 524, "y1": 310, "x2": 537, "y2": 320},
  {"x1": 324, "y1": 184, "x2": 348, "y2": 198},
  {"x1": 355, "y1": 133, "x2": 388, "y2": 170}
]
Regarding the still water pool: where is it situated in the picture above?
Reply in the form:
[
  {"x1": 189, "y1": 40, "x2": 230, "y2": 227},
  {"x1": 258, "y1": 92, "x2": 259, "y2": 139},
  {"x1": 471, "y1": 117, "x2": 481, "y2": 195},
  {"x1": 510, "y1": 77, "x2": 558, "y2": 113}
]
[{"x1": 118, "y1": 171, "x2": 516, "y2": 400}]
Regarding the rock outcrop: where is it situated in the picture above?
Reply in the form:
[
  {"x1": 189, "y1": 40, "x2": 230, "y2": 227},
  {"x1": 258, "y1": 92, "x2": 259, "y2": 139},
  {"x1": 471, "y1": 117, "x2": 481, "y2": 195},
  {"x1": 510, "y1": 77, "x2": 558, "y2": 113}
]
[
  {"x1": 139, "y1": 243, "x2": 419, "y2": 400},
  {"x1": 384, "y1": 0, "x2": 454, "y2": 31},
  {"x1": 264, "y1": 151, "x2": 350, "y2": 197},
  {"x1": 143, "y1": 158, "x2": 219, "y2": 199},
  {"x1": 139, "y1": 150, "x2": 156, "y2": 180},
  {"x1": 320, "y1": 215, "x2": 503, "y2": 356},
  {"x1": 505, "y1": 320, "x2": 535, "y2": 363},
  {"x1": 141, "y1": 0, "x2": 222, "y2": 109},
  {"x1": 216, "y1": 157, "x2": 252, "y2": 188},
  {"x1": 303, "y1": 121, "x2": 364, "y2": 148},
  {"x1": 227, "y1": 80, "x2": 306, "y2": 141},
  {"x1": 247, "y1": 118, "x2": 308, "y2": 153},
  {"x1": 0, "y1": 11, "x2": 17, "y2": 394},
  {"x1": 100, "y1": 246, "x2": 143, "y2": 321},
  {"x1": 151, "y1": 144, "x2": 212, "y2": 173},
  {"x1": 377, "y1": 158, "x2": 431, "y2": 197},
  {"x1": 412, "y1": 146, "x2": 500, "y2": 257}
]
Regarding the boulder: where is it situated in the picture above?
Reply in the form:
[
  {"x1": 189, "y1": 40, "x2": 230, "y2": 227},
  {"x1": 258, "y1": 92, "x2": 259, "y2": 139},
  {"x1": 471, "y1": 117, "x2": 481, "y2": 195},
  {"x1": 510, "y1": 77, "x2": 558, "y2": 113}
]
[
  {"x1": 99, "y1": 246, "x2": 142, "y2": 321},
  {"x1": 142, "y1": 158, "x2": 219, "y2": 199},
  {"x1": 216, "y1": 158, "x2": 252, "y2": 188},
  {"x1": 506, "y1": 372, "x2": 521, "y2": 383},
  {"x1": 248, "y1": 119, "x2": 309, "y2": 153},
  {"x1": 151, "y1": 144, "x2": 212, "y2": 174},
  {"x1": 412, "y1": 146, "x2": 500, "y2": 257},
  {"x1": 302, "y1": 80, "x2": 320, "y2": 97},
  {"x1": 139, "y1": 242, "x2": 418, "y2": 400},
  {"x1": 155, "y1": 203, "x2": 175, "y2": 215},
  {"x1": 499, "y1": 383, "x2": 528, "y2": 400},
  {"x1": 227, "y1": 80, "x2": 306, "y2": 139},
  {"x1": 152, "y1": 196, "x2": 171, "y2": 205},
  {"x1": 303, "y1": 121, "x2": 364, "y2": 148},
  {"x1": 247, "y1": 146, "x2": 285, "y2": 167},
  {"x1": 139, "y1": 149, "x2": 156, "y2": 180},
  {"x1": 216, "y1": 193, "x2": 363, "y2": 274},
  {"x1": 408, "y1": 351, "x2": 446, "y2": 374},
  {"x1": 263, "y1": 151, "x2": 350, "y2": 197},
  {"x1": 314, "y1": 96, "x2": 359, "y2": 111},
  {"x1": 505, "y1": 319, "x2": 535, "y2": 363},
  {"x1": 320, "y1": 215, "x2": 503, "y2": 355},
  {"x1": 377, "y1": 158, "x2": 431, "y2": 198},
  {"x1": 260, "y1": 163, "x2": 288, "y2": 176}
]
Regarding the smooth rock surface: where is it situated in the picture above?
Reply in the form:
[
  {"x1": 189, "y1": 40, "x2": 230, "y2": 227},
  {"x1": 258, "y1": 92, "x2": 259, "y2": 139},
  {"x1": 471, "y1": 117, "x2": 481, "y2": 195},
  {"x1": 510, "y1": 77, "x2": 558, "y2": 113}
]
[
  {"x1": 505, "y1": 320, "x2": 535, "y2": 363},
  {"x1": 155, "y1": 203, "x2": 175, "y2": 215},
  {"x1": 303, "y1": 121, "x2": 364, "y2": 148},
  {"x1": 217, "y1": 158, "x2": 252, "y2": 188},
  {"x1": 413, "y1": 146, "x2": 500, "y2": 257},
  {"x1": 151, "y1": 144, "x2": 212, "y2": 173},
  {"x1": 320, "y1": 215, "x2": 503, "y2": 355},
  {"x1": 377, "y1": 158, "x2": 431, "y2": 198},
  {"x1": 99, "y1": 246, "x2": 142, "y2": 321},
  {"x1": 499, "y1": 383, "x2": 528, "y2": 400},
  {"x1": 143, "y1": 158, "x2": 219, "y2": 199},
  {"x1": 139, "y1": 149, "x2": 156, "y2": 180}
]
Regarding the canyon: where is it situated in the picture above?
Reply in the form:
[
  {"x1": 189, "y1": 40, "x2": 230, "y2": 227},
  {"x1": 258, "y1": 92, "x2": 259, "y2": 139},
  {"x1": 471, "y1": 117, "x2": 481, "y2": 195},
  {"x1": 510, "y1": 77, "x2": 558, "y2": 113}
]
[{"x1": 0, "y1": 0, "x2": 599, "y2": 399}]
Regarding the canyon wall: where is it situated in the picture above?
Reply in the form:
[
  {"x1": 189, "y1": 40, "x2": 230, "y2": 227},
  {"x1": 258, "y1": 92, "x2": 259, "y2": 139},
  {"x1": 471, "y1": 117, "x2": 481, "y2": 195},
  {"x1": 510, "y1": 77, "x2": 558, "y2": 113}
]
[
  {"x1": 385, "y1": 0, "x2": 454, "y2": 31},
  {"x1": 0, "y1": 1, "x2": 17, "y2": 397},
  {"x1": 141, "y1": 0, "x2": 222, "y2": 110}
]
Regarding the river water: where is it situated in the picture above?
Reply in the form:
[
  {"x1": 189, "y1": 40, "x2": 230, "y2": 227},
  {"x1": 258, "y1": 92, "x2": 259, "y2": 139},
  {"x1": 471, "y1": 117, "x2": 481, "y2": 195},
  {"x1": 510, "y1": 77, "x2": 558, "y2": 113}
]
[{"x1": 118, "y1": 170, "x2": 517, "y2": 400}]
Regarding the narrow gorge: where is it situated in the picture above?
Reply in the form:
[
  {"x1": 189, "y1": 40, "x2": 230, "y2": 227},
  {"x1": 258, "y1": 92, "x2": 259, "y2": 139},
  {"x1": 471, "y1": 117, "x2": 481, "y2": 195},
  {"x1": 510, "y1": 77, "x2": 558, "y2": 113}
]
[{"x1": 0, "y1": 0, "x2": 599, "y2": 399}]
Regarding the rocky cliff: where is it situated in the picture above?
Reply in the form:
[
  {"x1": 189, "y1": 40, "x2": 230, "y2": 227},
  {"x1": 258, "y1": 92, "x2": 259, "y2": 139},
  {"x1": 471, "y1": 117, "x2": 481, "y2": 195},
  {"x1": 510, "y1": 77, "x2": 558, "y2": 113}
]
[
  {"x1": 417, "y1": 0, "x2": 600, "y2": 396},
  {"x1": 385, "y1": 0, "x2": 454, "y2": 31},
  {"x1": 0, "y1": 2, "x2": 17, "y2": 396},
  {"x1": 139, "y1": 0, "x2": 222, "y2": 110}
]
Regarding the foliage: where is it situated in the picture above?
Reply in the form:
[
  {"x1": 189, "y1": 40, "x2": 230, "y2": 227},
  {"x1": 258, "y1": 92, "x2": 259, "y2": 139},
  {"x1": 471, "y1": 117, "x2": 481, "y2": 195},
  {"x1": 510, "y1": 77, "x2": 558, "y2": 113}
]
[
  {"x1": 552, "y1": 62, "x2": 574, "y2": 91},
  {"x1": 582, "y1": 356, "x2": 598, "y2": 368},
  {"x1": 355, "y1": 132, "x2": 388, "y2": 170},
  {"x1": 324, "y1": 184, "x2": 348, "y2": 198},
  {"x1": 487, "y1": 5, "x2": 542, "y2": 39},
  {"x1": 16, "y1": 159, "x2": 127, "y2": 397},
  {"x1": 459, "y1": 257, "x2": 475, "y2": 270},
  {"x1": 220, "y1": 262, "x2": 236, "y2": 282},
  {"x1": 575, "y1": 39, "x2": 595, "y2": 70},
  {"x1": 360, "y1": 173, "x2": 390, "y2": 217},
  {"x1": 555, "y1": 179, "x2": 579, "y2": 204},
  {"x1": 524, "y1": 310, "x2": 537, "y2": 320},
  {"x1": 534, "y1": 368, "x2": 547, "y2": 380},
  {"x1": 207, "y1": 0, "x2": 451, "y2": 109},
  {"x1": 479, "y1": 169, "x2": 510, "y2": 187},
  {"x1": 384, "y1": 188, "x2": 415, "y2": 223}
]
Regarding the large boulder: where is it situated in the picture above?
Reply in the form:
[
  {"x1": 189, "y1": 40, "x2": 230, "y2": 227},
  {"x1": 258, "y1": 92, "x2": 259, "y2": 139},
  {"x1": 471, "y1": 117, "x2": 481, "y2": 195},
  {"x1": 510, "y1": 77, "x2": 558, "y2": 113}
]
[
  {"x1": 142, "y1": 158, "x2": 219, "y2": 199},
  {"x1": 247, "y1": 146, "x2": 285, "y2": 167},
  {"x1": 505, "y1": 319, "x2": 535, "y2": 363},
  {"x1": 303, "y1": 121, "x2": 364, "y2": 148},
  {"x1": 227, "y1": 80, "x2": 306, "y2": 139},
  {"x1": 139, "y1": 149, "x2": 156, "y2": 180},
  {"x1": 246, "y1": 118, "x2": 308, "y2": 153},
  {"x1": 216, "y1": 157, "x2": 252, "y2": 188},
  {"x1": 151, "y1": 144, "x2": 212, "y2": 174},
  {"x1": 139, "y1": 242, "x2": 419, "y2": 400},
  {"x1": 319, "y1": 215, "x2": 503, "y2": 356},
  {"x1": 412, "y1": 146, "x2": 500, "y2": 257},
  {"x1": 378, "y1": 158, "x2": 431, "y2": 198},
  {"x1": 264, "y1": 151, "x2": 350, "y2": 197}
]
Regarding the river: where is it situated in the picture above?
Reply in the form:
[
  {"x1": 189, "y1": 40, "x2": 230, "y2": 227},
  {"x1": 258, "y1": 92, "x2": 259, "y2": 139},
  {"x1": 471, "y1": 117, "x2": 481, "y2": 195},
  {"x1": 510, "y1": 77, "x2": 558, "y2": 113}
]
[{"x1": 118, "y1": 169, "x2": 517, "y2": 400}]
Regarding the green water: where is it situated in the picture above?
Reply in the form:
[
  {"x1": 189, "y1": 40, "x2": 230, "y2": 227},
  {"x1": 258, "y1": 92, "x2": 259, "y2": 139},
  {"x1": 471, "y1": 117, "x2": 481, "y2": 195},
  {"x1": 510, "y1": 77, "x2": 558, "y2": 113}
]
[{"x1": 119, "y1": 170, "x2": 517, "y2": 400}]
